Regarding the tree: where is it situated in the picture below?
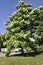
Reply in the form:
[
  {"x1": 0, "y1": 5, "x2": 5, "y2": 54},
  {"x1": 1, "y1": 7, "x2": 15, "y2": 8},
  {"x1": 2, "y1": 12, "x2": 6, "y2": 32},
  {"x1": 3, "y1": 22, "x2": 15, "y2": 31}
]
[
  {"x1": 4, "y1": 1, "x2": 37, "y2": 56},
  {"x1": 3, "y1": 1, "x2": 43, "y2": 56}
]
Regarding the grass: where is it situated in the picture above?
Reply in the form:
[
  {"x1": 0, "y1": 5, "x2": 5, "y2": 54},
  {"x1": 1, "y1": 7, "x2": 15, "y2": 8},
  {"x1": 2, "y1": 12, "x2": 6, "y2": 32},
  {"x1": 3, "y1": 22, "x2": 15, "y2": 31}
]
[{"x1": 0, "y1": 53, "x2": 43, "y2": 65}]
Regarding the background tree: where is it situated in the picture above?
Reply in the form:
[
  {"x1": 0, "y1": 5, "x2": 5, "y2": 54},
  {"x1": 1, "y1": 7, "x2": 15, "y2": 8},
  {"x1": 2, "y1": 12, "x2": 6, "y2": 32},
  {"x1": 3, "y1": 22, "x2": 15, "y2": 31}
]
[{"x1": 0, "y1": 34, "x2": 5, "y2": 51}]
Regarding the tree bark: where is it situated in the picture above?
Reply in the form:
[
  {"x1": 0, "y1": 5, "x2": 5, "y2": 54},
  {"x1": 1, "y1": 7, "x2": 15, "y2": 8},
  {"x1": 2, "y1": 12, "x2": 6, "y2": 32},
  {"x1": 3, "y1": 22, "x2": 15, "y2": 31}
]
[
  {"x1": 21, "y1": 47, "x2": 24, "y2": 55},
  {"x1": 19, "y1": 44, "x2": 24, "y2": 55}
]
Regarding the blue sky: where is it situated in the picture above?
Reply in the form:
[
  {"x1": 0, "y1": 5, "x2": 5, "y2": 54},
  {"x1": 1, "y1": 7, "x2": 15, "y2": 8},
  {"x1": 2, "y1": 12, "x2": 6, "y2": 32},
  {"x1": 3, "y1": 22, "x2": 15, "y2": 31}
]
[{"x1": 0, "y1": 0, "x2": 43, "y2": 34}]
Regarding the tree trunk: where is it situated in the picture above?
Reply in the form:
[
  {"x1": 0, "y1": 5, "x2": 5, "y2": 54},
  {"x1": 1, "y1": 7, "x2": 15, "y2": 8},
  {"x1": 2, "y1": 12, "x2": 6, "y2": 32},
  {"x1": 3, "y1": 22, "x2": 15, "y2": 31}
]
[
  {"x1": 21, "y1": 47, "x2": 24, "y2": 55},
  {"x1": 19, "y1": 44, "x2": 24, "y2": 55}
]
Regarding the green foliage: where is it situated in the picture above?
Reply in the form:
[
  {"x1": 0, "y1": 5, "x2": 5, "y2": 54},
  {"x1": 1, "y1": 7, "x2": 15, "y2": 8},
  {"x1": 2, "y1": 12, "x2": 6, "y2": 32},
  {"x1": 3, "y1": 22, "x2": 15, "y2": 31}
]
[
  {"x1": 5, "y1": 50, "x2": 11, "y2": 57},
  {"x1": 26, "y1": 47, "x2": 32, "y2": 52},
  {"x1": 29, "y1": 6, "x2": 43, "y2": 46}
]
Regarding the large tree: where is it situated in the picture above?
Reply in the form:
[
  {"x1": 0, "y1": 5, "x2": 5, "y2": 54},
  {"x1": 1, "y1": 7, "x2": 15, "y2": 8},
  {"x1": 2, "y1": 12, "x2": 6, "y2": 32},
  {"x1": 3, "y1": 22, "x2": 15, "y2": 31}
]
[
  {"x1": 4, "y1": 1, "x2": 37, "y2": 56},
  {"x1": 3, "y1": 1, "x2": 43, "y2": 56}
]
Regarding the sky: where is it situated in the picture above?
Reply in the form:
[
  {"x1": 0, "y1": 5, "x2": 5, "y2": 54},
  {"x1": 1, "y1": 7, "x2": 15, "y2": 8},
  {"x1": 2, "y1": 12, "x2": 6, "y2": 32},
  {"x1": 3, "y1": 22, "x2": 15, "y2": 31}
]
[{"x1": 0, "y1": 0, "x2": 43, "y2": 34}]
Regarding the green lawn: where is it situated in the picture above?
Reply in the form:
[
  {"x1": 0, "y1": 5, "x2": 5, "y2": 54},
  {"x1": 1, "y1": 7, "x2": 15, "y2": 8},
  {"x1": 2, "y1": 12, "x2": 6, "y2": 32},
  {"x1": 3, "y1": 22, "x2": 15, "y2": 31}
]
[{"x1": 0, "y1": 53, "x2": 43, "y2": 65}]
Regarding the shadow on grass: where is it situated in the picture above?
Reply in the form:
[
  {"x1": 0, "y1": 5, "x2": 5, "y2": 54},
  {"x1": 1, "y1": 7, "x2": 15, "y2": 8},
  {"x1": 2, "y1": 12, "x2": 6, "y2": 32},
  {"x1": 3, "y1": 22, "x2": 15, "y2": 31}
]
[{"x1": 9, "y1": 51, "x2": 43, "y2": 57}]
